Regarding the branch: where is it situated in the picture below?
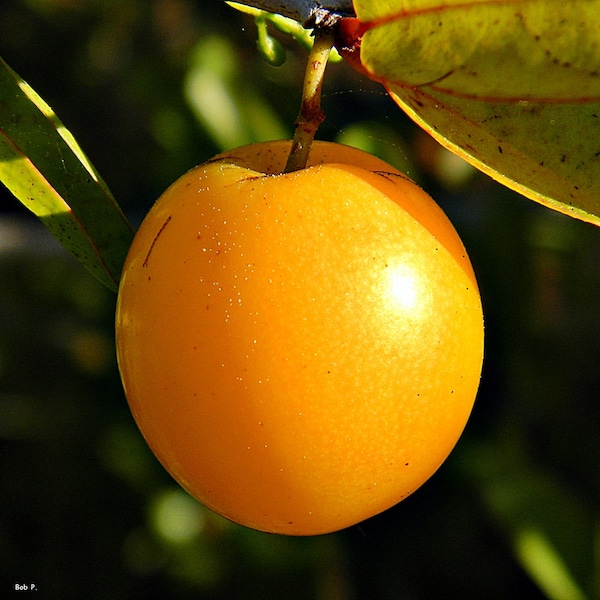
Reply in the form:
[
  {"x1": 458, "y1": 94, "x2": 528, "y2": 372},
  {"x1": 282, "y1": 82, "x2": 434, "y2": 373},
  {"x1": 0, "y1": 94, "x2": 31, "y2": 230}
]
[
  {"x1": 224, "y1": 0, "x2": 355, "y2": 25},
  {"x1": 284, "y1": 26, "x2": 335, "y2": 172}
]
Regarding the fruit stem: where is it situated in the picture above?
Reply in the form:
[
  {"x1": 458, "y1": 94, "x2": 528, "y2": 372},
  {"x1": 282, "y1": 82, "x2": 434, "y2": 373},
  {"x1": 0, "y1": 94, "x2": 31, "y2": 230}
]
[{"x1": 284, "y1": 26, "x2": 335, "y2": 173}]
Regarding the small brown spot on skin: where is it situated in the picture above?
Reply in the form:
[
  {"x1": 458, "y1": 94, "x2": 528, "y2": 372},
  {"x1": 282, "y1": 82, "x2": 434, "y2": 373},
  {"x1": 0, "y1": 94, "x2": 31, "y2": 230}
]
[
  {"x1": 143, "y1": 215, "x2": 172, "y2": 267},
  {"x1": 373, "y1": 170, "x2": 414, "y2": 184},
  {"x1": 204, "y1": 156, "x2": 234, "y2": 167}
]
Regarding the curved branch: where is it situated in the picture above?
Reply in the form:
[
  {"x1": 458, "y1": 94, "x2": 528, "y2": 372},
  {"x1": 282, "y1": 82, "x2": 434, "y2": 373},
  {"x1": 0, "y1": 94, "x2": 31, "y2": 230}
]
[{"x1": 224, "y1": 0, "x2": 355, "y2": 25}]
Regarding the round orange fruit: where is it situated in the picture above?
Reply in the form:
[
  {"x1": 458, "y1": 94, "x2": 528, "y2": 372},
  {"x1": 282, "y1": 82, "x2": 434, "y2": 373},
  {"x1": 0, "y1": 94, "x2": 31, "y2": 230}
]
[{"x1": 116, "y1": 140, "x2": 484, "y2": 535}]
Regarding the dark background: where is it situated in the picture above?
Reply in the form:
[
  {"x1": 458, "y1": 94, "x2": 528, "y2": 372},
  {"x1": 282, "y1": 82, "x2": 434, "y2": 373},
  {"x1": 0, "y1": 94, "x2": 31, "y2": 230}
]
[{"x1": 1, "y1": 1, "x2": 599, "y2": 598}]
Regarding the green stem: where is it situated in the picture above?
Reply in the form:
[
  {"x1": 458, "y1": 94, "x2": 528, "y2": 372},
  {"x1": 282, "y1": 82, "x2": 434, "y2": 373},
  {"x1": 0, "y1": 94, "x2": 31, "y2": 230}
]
[{"x1": 284, "y1": 27, "x2": 335, "y2": 173}]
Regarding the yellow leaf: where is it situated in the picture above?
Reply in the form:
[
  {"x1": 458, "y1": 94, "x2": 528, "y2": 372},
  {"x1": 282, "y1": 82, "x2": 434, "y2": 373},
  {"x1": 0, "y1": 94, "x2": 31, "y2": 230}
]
[{"x1": 350, "y1": 0, "x2": 600, "y2": 225}]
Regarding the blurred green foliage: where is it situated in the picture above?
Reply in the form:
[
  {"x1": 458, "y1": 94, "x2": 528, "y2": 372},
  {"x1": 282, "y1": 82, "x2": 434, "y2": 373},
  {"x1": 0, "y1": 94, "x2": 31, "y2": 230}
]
[{"x1": 1, "y1": 1, "x2": 599, "y2": 598}]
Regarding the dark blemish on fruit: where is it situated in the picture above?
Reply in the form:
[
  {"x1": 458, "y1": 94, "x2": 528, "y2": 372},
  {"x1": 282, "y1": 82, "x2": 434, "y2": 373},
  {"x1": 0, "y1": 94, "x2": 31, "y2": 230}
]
[
  {"x1": 205, "y1": 156, "x2": 235, "y2": 166},
  {"x1": 143, "y1": 215, "x2": 172, "y2": 267},
  {"x1": 373, "y1": 170, "x2": 413, "y2": 184}
]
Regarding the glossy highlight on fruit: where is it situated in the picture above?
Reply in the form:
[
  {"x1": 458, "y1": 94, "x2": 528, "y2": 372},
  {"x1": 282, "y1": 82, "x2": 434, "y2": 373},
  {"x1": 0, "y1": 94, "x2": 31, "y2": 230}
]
[{"x1": 115, "y1": 140, "x2": 484, "y2": 535}]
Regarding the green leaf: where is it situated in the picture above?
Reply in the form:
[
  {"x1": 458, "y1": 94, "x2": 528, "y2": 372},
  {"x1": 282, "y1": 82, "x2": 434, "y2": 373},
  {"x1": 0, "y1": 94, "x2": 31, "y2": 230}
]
[
  {"x1": 352, "y1": 0, "x2": 600, "y2": 226},
  {"x1": 184, "y1": 36, "x2": 289, "y2": 151},
  {"x1": 0, "y1": 56, "x2": 134, "y2": 292},
  {"x1": 461, "y1": 433, "x2": 593, "y2": 600}
]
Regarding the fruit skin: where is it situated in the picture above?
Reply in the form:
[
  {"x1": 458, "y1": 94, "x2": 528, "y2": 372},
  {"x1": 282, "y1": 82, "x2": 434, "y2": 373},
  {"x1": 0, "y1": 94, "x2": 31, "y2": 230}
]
[{"x1": 116, "y1": 140, "x2": 484, "y2": 536}]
